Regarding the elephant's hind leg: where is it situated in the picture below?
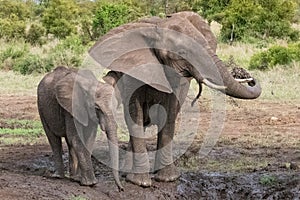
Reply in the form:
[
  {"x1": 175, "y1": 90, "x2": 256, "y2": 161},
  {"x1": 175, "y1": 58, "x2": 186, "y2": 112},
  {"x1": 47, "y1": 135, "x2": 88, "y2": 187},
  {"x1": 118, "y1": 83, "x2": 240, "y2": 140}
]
[
  {"x1": 66, "y1": 140, "x2": 80, "y2": 182},
  {"x1": 41, "y1": 118, "x2": 64, "y2": 178}
]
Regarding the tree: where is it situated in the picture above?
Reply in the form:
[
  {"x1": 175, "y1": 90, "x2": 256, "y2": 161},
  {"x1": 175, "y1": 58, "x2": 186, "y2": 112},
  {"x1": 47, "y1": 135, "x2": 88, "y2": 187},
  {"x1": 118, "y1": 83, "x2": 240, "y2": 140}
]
[
  {"x1": 0, "y1": 0, "x2": 31, "y2": 40},
  {"x1": 196, "y1": 0, "x2": 299, "y2": 42},
  {"x1": 76, "y1": 0, "x2": 97, "y2": 43},
  {"x1": 195, "y1": 0, "x2": 230, "y2": 23},
  {"x1": 92, "y1": 2, "x2": 137, "y2": 39},
  {"x1": 42, "y1": 0, "x2": 79, "y2": 39}
]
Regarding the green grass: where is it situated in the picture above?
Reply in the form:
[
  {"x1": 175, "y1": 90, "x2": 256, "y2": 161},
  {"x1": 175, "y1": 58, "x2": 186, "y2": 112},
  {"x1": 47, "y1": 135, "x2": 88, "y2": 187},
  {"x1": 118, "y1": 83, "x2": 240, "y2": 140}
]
[
  {"x1": 203, "y1": 157, "x2": 270, "y2": 172},
  {"x1": 0, "y1": 128, "x2": 42, "y2": 136},
  {"x1": 259, "y1": 175, "x2": 277, "y2": 186},
  {"x1": 0, "y1": 119, "x2": 44, "y2": 145}
]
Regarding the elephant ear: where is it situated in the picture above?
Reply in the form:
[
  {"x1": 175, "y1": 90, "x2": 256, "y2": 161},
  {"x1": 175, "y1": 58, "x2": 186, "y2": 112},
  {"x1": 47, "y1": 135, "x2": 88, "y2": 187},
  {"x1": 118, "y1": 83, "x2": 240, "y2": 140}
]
[
  {"x1": 55, "y1": 70, "x2": 98, "y2": 126},
  {"x1": 89, "y1": 22, "x2": 173, "y2": 94}
]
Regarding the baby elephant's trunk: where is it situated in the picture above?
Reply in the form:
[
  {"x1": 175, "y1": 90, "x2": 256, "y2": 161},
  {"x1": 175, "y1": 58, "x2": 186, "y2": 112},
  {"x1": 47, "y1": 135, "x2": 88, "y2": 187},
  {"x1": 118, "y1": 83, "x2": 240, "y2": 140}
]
[
  {"x1": 109, "y1": 141, "x2": 124, "y2": 191},
  {"x1": 106, "y1": 119, "x2": 124, "y2": 191}
]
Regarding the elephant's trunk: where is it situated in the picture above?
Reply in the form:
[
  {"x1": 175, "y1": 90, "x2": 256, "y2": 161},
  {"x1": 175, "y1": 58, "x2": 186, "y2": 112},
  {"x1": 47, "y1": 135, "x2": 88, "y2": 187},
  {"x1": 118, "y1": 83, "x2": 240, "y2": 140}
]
[
  {"x1": 192, "y1": 55, "x2": 261, "y2": 99},
  {"x1": 105, "y1": 119, "x2": 124, "y2": 191},
  {"x1": 211, "y1": 55, "x2": 262, "y2": 99}
]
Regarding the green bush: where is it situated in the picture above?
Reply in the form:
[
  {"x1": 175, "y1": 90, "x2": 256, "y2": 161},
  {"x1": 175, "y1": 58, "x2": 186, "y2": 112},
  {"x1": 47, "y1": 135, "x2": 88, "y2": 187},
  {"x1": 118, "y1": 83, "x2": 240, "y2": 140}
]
[
  {"x1": 0, "y1": 18, "x2": 26, "y2": 40},
  {"x1": 197, "y1": 0, "x2": 299, "y2": 42},
  {"x1": 13, "y1": 54, "x2": 53, "y2": 75},
  {"x1": 48, "y1": 35, "x2": 88, "y2": 68},
  {"x1": 289, "y1": 42, "x2": 300, "y2": 61},
  {"x1": 268, "y1": 46, "x2": 293, "y2": 66},
  {"x1": 92, "y1": 3, "x2": 132, "y2": 39},
  {"x1": 0, "y1": 0, "x2": 31, "y2": 21},
  {"x1": 0, "y1": 0, "x2": 31, "y2": 40},
  {"x1": 42, "y1": 0, "x2": 79, "y2": 39},
  {"x1": 25, "y1": 23, "x2": 46, "y2": 46},
  {"x1": 0, "y1": 34, "x2": 90, "y2": 75},
  {"x1": 0, "y1": 42, "x2": 29, "y2": 70},
  {"x1": 13, "y1": 35, "x2": 88, "y2": 75},
  {"x1": 249, "y1": 51, "x2": 270, "y2": 70},
  {"x1": 249, "y1": 44, "x2": 300, "y2": 70}
]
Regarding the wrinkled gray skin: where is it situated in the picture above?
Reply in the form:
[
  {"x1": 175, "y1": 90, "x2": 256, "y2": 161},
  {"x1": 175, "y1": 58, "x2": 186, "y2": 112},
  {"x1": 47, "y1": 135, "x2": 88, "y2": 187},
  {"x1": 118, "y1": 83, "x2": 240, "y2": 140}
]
[
  {"x1": 37, "y1": 66, "x2": 123, "y2": 190},
  {"x1": 90, "y1": 11, "x2": 262, "y2": 187}
]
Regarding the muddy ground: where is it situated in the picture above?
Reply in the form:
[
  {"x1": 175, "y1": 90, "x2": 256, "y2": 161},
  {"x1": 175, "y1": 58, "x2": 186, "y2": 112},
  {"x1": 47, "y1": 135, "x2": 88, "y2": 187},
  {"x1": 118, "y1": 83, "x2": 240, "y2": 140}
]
[{"x1": 0, "y1": 94, "x2": 299, "y2": 200}]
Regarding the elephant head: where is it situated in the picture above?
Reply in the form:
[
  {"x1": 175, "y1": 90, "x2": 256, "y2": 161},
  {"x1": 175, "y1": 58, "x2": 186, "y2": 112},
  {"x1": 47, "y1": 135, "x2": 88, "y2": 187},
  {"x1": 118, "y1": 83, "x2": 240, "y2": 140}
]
[
  {"x1": 89, "y1": 12, "x2": 261, "y2": 101},
  {"x1": 54, "y1": 68, "x2": 123, "y2": 191}
]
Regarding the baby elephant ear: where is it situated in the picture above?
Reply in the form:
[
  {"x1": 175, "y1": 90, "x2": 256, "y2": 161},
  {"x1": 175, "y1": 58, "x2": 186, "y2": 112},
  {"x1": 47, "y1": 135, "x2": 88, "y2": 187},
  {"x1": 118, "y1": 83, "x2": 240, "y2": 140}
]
[
  {"x1": 55, "y1": 71, "x2": 98, "y2": 126},
  {"x1": 74, "y1": 70, "x2": 99, "y2": 124}
]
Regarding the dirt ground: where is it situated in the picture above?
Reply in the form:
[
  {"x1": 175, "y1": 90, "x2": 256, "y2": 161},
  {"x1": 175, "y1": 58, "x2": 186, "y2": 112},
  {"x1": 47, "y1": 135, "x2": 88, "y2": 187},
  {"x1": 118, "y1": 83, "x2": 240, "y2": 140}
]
[{"x1": 0, "y1": 94, "x2": 299, "y2": 200}]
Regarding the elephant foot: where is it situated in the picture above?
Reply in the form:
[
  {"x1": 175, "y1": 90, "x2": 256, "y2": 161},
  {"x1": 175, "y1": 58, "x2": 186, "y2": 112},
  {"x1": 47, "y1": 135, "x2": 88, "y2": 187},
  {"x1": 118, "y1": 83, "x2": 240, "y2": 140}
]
[
  {"x1": 126, "y1": 173, "x2": 152, "y2": 187},
  {"x1": 80, "y1": 176, "x2": 98, "y2": 186},
  {"x1": 154, "y1": 164, "x2": 180, "y2": 182},
  {"x1": 70, "y1": 174, "x2": 81, "y2": 183}
]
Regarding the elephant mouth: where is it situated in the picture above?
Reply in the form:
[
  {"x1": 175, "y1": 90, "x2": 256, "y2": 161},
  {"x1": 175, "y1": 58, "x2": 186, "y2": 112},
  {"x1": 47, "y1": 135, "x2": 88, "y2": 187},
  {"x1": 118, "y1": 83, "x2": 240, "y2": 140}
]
[{"x1": 231, "y1": 67, "x2": 255, "y2": 86}]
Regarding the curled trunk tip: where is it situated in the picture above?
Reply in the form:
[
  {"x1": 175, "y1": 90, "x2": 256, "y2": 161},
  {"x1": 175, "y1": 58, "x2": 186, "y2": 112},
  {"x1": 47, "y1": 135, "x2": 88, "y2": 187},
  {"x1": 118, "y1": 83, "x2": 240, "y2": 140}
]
[{"x1": 191, "y1": 83, "x2": 202, "y2": 107}]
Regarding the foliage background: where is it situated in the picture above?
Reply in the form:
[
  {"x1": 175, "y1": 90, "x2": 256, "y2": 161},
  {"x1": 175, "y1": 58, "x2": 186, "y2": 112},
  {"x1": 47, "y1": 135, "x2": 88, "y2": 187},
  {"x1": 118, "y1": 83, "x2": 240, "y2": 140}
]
[{"x1": 0, "y1": 0, "x2": 299, "y2": 74}]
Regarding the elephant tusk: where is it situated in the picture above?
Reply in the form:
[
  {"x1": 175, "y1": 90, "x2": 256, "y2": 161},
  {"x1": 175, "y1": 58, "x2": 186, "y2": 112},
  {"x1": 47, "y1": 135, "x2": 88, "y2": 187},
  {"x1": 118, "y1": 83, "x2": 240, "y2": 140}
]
[
  {"x1": 234, "y1": 78, "x2": 254, "y2": 83},
  {"x1": 203, "y1": 79, "x2": 227, "y2": 90}
]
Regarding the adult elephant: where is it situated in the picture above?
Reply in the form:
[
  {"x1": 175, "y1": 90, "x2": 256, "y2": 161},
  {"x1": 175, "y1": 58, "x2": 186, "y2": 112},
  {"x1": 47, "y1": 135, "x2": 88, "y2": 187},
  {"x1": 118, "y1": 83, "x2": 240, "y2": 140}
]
[
  {"x1": 89, "y1": 12, "x2": 261, "y2": 187},
  {"x1": 37, "y1": 66, "x2": 123, "y2": 190}
]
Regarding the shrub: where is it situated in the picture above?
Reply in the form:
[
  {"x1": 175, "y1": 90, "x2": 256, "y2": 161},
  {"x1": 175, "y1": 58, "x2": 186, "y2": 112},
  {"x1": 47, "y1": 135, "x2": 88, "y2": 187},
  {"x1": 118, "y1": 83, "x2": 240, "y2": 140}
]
[
  {"x1": 197, "y1": 0, "x2": 299, "y2": 42},
  {"x1": 14, "y1": 54, "x2": 45, "y2": 75},
  {"x1": 48, "y1": 35, "x2": 88, "y2": 67},
  {"x1": 92, "y1": 3, "x2": 131, "y2": 39},
  {"x1": 249, "y1": 51, "x2": 270, "y2": 70},
  {"x1": 288, "y1": 42, "x2": 300, "y2": 61},
  {"x1": 267, "y1": 46, "x2": 293, "y2": 66},
  {"x1": 0, "y1": 34, "x2": 90, "y2": 75},
  {"x1": 25, "y1": 23, "x2": 46, "y2": 46},
  {"x1": 0, "y1": 42, "x2": 29, "y2": 70},
  {"x1": 249, "y1": 44, "x2": 300, "y2": 70},
  {"x1": 0, "y1": 18, "x2": 26, "y2": 40},
  {"x1": 0, "y1": 0, "x2": 31, "y2": 40}
]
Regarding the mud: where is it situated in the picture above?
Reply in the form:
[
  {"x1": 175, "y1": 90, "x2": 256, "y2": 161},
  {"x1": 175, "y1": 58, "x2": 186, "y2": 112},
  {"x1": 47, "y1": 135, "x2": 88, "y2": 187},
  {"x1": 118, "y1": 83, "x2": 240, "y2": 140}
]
[
  {"x1": 178, "y1": 172, "x2": 300, "y2": 199},
  {"x1": 0, "y1": 95, "x2": 299, "y2": 199}
]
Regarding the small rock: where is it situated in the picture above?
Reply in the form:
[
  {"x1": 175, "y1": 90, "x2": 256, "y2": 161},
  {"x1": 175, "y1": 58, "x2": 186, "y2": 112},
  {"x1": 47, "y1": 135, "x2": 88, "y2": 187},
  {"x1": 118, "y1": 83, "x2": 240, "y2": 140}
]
[{"x1": 270, "y1": 117, "x2": 279, "y2": 121}]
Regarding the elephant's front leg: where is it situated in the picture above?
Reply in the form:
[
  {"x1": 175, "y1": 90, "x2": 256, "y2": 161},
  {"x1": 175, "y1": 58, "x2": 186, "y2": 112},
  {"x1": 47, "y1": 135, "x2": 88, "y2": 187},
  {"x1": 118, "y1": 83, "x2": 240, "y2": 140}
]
[
  {"x1": 124, "y1": 101, "x2": 151, "y2": 187},
  {"x1": 154, "y1": 101, "x2": 180, "y2": 182},
  {"x1": 65, "y1": 116, "x2": 97, "y2": 186},
  {"x1": 154, "y1": 122, "x2": 180, "y2": 182}
]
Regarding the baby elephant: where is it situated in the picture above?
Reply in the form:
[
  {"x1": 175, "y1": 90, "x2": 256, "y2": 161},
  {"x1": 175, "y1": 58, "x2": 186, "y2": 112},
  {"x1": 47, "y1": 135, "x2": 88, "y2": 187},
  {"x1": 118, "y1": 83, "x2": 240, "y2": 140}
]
[{"x1": 37, "y1": 66, "x2": 123, "y2": 190}]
